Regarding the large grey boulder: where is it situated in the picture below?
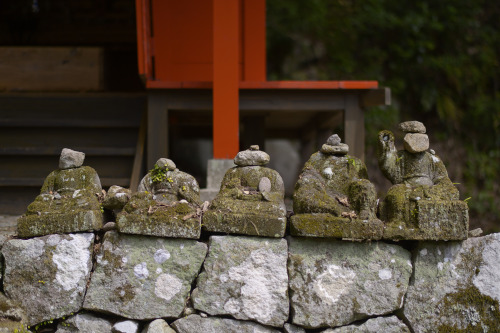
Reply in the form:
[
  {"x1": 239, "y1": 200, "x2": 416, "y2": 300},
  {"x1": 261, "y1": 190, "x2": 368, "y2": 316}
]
[
  {"x1": 3, "y1": 233, "x2": 94, "y2": 326},
  {"x1": 404, "y1": 233, "x2": 500, "y2": 332},
  {"x1": 56, "y1": 313, "x2": 113, "y2": 333},
  {"x1": 84, "y1": 232, "x2": 207, "y2": 320},
  {"x1": 192, "y1": 236, "x2": 289, "y2": 327},
  {"x1": 321, "y1": 316, "x2": 410, "y2": 332},
  {"x1": 171, "y1": 314, "x2": 281, "y2": 333},
  {"x1": 288, "y1": 237, "x2": 412, "y2": 329}
]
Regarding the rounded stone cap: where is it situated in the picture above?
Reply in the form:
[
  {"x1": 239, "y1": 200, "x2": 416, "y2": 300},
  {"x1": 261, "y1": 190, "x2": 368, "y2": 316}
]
[
  {"x1": 326, "y1": 134, "x2": 342, "y2": 146},
  {"x1": 321, "y1": 134, "x2": 349, "y2": 155},
  {"x1": 320, "y1": 143, "x2": 349, "y2": 155},
  {"x1": 156, "y1": 158, "x2": 177, "y2": 171},
  {"x1": 399, "y1": 121, "x2": 426, "y2": 134},
  {"x1": 59, "y1": 148, "x2": 85, "y2": 169},
  {"x1": 234, "y1": 147, "x2": 270, "y2": 166},
  {"x1": 404, "y1": 133, "x2": 429, "y2": 153}
]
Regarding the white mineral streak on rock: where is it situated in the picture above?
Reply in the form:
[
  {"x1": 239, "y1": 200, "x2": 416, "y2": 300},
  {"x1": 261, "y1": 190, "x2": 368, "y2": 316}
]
[
  {"x1": 154, "y1": 249, "x2": 171, "y2": 263},
  {"x1": 46, "y1": 234, "x2": 61, "y2": 246},
  {"x1": 322, "y1": 167, "x2": 333, "y2": 179},
  {"x1": 378, "y1": 269, "x2": 392, "y2": 280},
  {"x1": 193, "y1": 236, "x2": 288, "y2": 327},
  {"x1": 134, "y1": 262, "x2": 149, "y2": 279},
  {"x1": 314, "y1": 265, "x2": 356, "y2": 303},
  {"x1": 52, "y1": 234, "x2": 92, "y2": 291},
  {"x1": 473, "y1": 233, "x2": 500, "y2": 302},
  {"x1": 223, "y1": 247, "x2": 287, "y2": 323},
  {"x1": 113, "y1": 320, "x2": 139, "y2": 333},
  {"x1": 155, "y1": 273, "x2": 183, "y2": 301}
]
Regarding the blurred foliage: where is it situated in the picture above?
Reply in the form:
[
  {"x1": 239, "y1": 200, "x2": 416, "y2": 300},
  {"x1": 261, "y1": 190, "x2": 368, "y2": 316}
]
[{"x1": 267, "y1": 0, "x2": 500, "y2": 232}]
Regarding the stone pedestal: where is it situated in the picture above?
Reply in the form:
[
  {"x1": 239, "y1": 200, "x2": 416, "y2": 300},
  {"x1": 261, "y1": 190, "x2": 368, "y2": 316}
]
[
  {"x1": 383, "y1": 200, "x2": 469, "y2": 241},
  {"x1": 290, "y1": 214, "x2": 384, "y2": 240}
]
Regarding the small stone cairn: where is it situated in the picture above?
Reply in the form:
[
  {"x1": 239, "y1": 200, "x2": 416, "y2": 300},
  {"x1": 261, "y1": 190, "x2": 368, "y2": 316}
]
[
  {"x1": 17, "y1": 148, "x2": 103, "y2": 237},
  {"x1": 116, "y1": 158, "x2": 204, "y2": 239},
  {"x1": 291, "y1": 134, "x2": 384, "y2": 239},
  {"x1": 202, "y1": 145, "x2": 287, "y2": 237},
  {"x1": 378, "y1": 121, "x2": 469, "y2": 240},
  {"x1": 1, "y1": 129, "x2": 497, "y2": 332}
]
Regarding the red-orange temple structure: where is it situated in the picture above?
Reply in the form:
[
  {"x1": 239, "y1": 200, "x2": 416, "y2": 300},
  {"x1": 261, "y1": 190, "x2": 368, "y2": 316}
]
[{"x1": 135, "y1": 0, "x2": 390, "y2": 167}]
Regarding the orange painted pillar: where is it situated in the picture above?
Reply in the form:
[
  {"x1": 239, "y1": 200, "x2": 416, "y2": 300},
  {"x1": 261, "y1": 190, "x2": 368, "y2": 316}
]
[{"x1": 213, "y1": 0, "x2": 240, "y2": 159}]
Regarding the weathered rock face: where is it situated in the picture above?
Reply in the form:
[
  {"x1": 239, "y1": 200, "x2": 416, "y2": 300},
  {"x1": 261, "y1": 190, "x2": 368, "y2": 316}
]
[
  {"x1": 288, "y1": 237, "x2": 412, "y2": 329},
  {"x1": 322, "y1": 316, "x2": 410, "y2": 332},
  {"x1": 3, "y1": 233, "x2": 94, "y2": 326},
  {"x1": 192, "y1": 236, "x2": 289, "y2": 327},
  {"x1": 56, "y1": 313, "x2": 113, "y2": 333},
  {"x1": 117, "y1": 159, "x2": 203, "y2": 239},
  {"x1": 203, "y1": 165, "x2": 287, "y2": 237},
  {"x1": 17, "y1": 165, "x2": 103, "y2": 238},
  {"x1": 84, "y1": 232, "x2": 207, "y2": 320},
  {"x1": 171, "y1": 314, "x2": 281, "y2": 333},
  {"x1": 404, "y1": 233, "x2": 500, "y2": 332}
]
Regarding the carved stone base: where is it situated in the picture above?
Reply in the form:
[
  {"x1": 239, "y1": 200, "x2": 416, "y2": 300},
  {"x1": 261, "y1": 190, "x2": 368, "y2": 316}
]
[
  {"x1": 17, "y1": 210, "x2": 102, "y2": 238},
  {"x1": 290, "y1": 213, "x2": 384, "y2": 240},
  {"x1": 383, "y1": 200, "x2": 469, "y2": 241},
  {"x1": 117, "y1": 205, "x2": 201, "y2": 239},
  {"x1": 202, "y1": 211, "x2": 286, "y2": 238}
]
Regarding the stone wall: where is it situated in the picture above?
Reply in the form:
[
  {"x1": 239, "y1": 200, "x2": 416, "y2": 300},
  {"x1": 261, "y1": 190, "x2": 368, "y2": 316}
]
[{"x1": 0, "y1": 222, "x2": 499, "y2": 333}]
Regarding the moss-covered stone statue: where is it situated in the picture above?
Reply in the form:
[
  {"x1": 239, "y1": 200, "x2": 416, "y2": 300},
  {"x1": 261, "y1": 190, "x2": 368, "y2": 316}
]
[
  {"x1": 290, "y1": 135, "x2": 383, "y2": 239},
  {"x1": 202, "y1": 145, "x2": 287, "y2": 237},
  {"x1": 17, "y1": 148, "x2": 103, "y2": 237},
  {"x1": 116, "y1": 158, "x2": 203, "y2": 239},
  {"x1": 378, "y1": 121, "x2": 469, "y2": 240}
]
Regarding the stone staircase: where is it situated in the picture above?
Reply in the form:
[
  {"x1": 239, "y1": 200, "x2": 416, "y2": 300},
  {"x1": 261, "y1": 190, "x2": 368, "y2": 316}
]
[{"x1": 0, "y1": 93, "x2": 146, "y2": 214}]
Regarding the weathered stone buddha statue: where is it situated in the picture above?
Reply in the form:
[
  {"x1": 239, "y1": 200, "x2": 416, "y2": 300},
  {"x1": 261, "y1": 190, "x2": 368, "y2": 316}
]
[
  {"x1": 291, "y1": 135, "x2": 383, "y2": 239},
  {"x1": 202, "y1": 145, "x2": 287, "y2": 237},
  {"x1": 378, "y1": 121, "x2": 468, "y2": 240},
  {"x1": 117, "y1": 158, "x2": 203, "y2": 239},
  {"x1": 17, "y1": 148, "x2": 103, "y2": 237}
]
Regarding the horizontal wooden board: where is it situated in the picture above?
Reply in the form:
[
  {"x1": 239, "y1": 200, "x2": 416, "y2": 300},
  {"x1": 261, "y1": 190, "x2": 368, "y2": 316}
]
[{"x1": 0, "y1": 47, "x2": 104, "y2": 91}]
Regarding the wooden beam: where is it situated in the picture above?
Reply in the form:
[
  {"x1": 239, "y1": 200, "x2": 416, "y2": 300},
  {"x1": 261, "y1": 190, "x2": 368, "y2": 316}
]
[
  {"x1": 361, "y1": 87, "x2": 391, "y2": 107},
  {"x1": 213, "y1": 0, "x2": 240, "y2": 159},
  {"x1": 130, "y1": 111, "x2": 147, "y2": 191},
  {"x1": 147, "y1": 93, "x2": 168, "y2": 169},
  {"x1": 344, "y1": 94, "x2": 365, "y2": 161}
]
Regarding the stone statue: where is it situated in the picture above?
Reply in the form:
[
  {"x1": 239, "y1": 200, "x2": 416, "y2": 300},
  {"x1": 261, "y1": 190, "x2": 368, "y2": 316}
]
[
  {"x1": 290, "y1": 135, "x2": 383, "y2": 239},
  {"x1": 202, "y1": 145, "x2": 287, "y2": 237},
  {"x1": 117, "y1": 158, "x2": 203, "y2": 239},
  {"x1": 378, "y1": 121, "x2": 468, "y2": 240},
  {"x1": 17, "y1": 148, "x2": 103, "y2": 237}
]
